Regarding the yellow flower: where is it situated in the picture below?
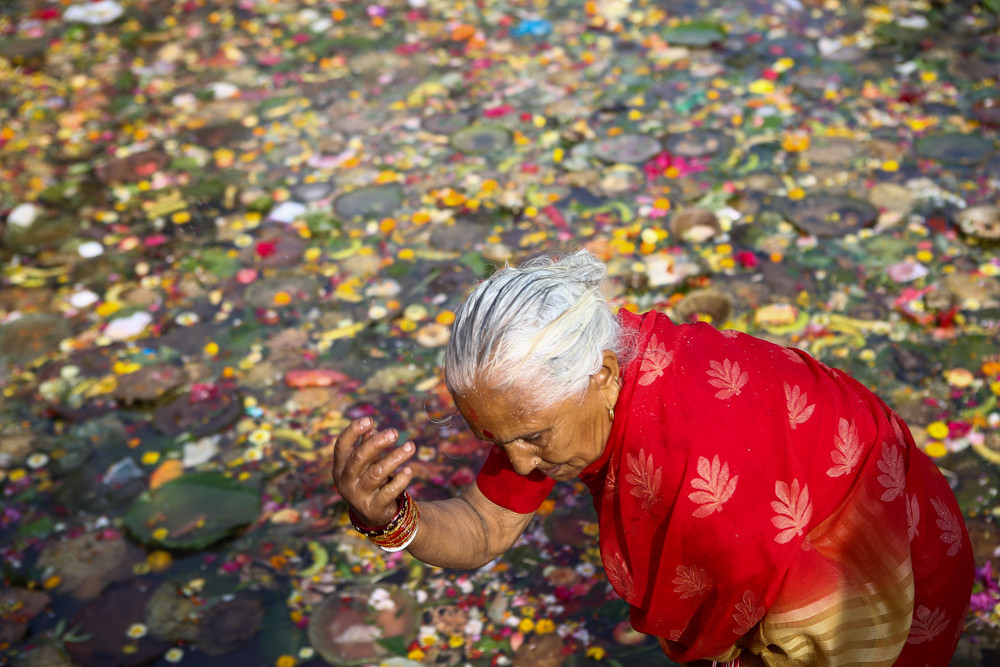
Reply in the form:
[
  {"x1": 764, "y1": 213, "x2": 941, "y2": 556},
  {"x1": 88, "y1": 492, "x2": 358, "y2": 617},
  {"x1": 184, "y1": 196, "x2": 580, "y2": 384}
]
[
  {"x1": 448, "y1": 635, "x2": 465, "y2": 648},
  {"x1": 748, "y1": 79, "x2": 775, "y2": 95},
  {"x1": 114, "y1": 360, "x2": 141, "y2": 374},
  {"x1": 407, "y1": 649, "x2": 426, "y2": 660},
  {"x1": 275, "y1": 656, "x2": 297, "y2": 667},
  {"x1": 926, "y1": 422, "x2": 949, "y2": 440},
  {"x1": 535, "y1": 619, "x2": 556, "y2": 634},
  {"x1": 153, "y1": 527, "x2": 169, "y2": 541},
  {"x1": 925, "y1": 442, "x2": 948, "y2": 458},
  {"x1": 518, "y1": 617, "x2": 535, "y2": 633},
  {"x1": 141, "y1": 451, "x2": 161, "y2": 466},
  {"x1": 586, "y1": 646, "x2": 607, "y2": 660}
]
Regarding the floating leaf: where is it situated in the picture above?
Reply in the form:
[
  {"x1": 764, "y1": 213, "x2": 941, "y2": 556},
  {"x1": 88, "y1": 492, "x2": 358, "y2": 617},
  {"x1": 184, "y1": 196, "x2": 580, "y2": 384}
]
[
  {"x1": 591, "y1": 134, "x2": 662, "y2": 165},
  {"x1": 123, "y1": 472, "x2": 260, "y2": 550},
  {"x1": 661, "y1": 21, "x2": 725, "y2": 47},
  {"x1": 781, "y1": 194, "x2": 878, "y2": 238},
  {"x1": 451, "y1": 124, "x2": 512, "y2": 155},
  {"x1": 334, "y1": 185, "x2": 404, "y2": 219},
  {"x1": 308, "y1": 584, "x2": 418, "y2": 666},
  {"x1": 915, "y1": 133, "x2": 996, "y2": 165},
  {"x1": 0, "y1": 314, "x2": 71, "y2": 363},
  {"x1": 152, "y1": 387, "x2": 243, "y2": 437},
  {"x1": 65, "y1": 580, "x2": 170, "y2": 667}
]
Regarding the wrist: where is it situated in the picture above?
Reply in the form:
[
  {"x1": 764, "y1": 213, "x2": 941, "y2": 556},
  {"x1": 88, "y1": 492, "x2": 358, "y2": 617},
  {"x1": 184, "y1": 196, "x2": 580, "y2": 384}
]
[{"x1": 349, "y1": 491, "x2": 420, "y2": 552}]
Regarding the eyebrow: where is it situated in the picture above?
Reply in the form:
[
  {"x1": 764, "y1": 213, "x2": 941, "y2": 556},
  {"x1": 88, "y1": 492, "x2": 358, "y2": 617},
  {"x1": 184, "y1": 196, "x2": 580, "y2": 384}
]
[{"x1": 492, "y1": 429, "x2": 549, "y2": 446}]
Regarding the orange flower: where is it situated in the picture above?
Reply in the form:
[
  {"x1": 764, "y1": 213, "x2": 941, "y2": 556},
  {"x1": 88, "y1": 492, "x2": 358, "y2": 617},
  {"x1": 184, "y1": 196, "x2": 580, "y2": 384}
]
[{"x1": 451, "y1": 24, "x2": 476, "y2": 41}]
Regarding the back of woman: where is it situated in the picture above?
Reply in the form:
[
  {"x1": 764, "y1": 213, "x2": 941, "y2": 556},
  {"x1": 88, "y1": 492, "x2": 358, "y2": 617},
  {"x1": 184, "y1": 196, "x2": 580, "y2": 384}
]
[{"x1": 578, "y1": 309, "x2": 973, "y2": 666}]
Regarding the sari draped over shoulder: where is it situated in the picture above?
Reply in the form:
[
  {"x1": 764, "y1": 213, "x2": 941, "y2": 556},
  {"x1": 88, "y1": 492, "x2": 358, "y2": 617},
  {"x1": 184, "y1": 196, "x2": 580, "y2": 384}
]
[{"x1": 477, "y1": 309, "x2": 973, "y2": 666}]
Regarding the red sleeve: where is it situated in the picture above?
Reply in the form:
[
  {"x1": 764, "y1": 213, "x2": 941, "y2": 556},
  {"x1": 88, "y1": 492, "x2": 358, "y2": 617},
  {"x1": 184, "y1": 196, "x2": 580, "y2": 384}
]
[{"x1": 475, "y1": 445, "x2": 556, "y2": 514}]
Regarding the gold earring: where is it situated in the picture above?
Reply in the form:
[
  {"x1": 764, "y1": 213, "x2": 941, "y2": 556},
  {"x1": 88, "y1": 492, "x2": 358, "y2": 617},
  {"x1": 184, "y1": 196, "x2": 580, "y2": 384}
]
[{"x1": 608, "y1": 406, "x2": 615, "y2": 421}]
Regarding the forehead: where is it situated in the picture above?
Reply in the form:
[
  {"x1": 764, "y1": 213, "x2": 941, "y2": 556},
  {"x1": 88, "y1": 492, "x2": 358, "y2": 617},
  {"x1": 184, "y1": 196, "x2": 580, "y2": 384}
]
[{"x1": 454, "y1": 385, "x2": 546, "y2": 435}]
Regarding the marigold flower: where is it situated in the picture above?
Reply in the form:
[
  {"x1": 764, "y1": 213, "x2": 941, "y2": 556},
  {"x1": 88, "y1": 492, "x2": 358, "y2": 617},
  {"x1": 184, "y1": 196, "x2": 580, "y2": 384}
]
[{"x1": 535, "y1": 619, "x2": 556, "y2": 634}]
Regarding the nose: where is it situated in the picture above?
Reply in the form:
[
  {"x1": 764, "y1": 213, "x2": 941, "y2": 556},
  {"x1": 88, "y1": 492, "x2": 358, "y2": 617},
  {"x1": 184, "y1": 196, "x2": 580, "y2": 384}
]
[{"x1": 505, "y1": 442, "x2": 537, "y2": 476}]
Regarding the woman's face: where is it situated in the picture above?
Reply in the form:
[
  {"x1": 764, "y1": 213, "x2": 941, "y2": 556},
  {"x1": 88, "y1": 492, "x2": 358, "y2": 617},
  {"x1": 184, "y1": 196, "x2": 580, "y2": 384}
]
[{"x1": 454, "y1": 351, "x2": 620, "y2": 481}]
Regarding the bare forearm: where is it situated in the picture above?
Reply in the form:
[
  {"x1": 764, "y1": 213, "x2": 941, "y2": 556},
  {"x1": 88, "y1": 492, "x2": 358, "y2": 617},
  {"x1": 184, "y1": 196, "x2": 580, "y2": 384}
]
[
  {"x1": 404, "y1": 498, "x2": 494, "y2": 568},
  {"x1": 406, "y1": 488, "x2": 533, "y2": 569}
]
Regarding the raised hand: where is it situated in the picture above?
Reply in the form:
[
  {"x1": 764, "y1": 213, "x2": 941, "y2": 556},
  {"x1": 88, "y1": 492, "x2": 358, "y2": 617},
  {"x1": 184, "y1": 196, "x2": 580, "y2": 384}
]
[{"x1": 332, "y1": 417, "x2": 416, "y2": 528}]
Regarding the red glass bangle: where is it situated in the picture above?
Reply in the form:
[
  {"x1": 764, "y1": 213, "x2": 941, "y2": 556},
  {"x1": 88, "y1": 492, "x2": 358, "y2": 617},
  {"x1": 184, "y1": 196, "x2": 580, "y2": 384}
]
[{"x1": 349, "y1": 491, "x2": 419, "y2": 552}]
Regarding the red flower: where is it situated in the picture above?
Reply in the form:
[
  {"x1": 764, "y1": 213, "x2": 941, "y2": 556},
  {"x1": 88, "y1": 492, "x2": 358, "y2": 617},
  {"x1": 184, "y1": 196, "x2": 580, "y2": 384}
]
[
  {"x1": 256, "y1": 241, "x2": 277, "y2": 258},
  {"x1": 736, "y1": 251, "x2": 758, "y2": 268}
]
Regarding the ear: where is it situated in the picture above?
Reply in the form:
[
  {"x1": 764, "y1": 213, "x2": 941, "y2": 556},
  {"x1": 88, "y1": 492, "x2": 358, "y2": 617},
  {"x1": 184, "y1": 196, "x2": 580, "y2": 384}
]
[{"x1": 592, "y1": 350, "x2": 621, "y2": 402}]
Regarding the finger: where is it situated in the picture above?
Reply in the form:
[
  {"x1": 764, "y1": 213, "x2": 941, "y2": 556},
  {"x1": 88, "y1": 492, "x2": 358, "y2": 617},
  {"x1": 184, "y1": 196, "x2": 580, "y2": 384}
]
[
  {"x1": 352, "y1": 440, "x2": 416, "y2": 521},
  {"x1": 378, "y1": 465, "x2": 414, "y2": 502},
  {"x1": 371, "y1": 440, "x2": 416, "y2": 484},
  {"x1": 332, "y1": 417, "x2": 374, "y2": 477},
  {"x1": 344, "y1": 428, "x2": 403, "y2": 485}
]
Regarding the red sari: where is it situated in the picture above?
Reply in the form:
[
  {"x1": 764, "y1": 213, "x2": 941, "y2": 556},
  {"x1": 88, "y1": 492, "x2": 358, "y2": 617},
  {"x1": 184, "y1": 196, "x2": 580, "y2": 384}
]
[{"x1": 476, "y1": 309, "x2": 973, "y2": 666}]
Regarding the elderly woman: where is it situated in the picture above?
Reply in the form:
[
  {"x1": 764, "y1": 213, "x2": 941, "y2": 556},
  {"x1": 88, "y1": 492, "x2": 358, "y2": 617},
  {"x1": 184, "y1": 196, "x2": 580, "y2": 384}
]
[{"x1": 332, "y1": 250, "x2": 973, "y2": 666}]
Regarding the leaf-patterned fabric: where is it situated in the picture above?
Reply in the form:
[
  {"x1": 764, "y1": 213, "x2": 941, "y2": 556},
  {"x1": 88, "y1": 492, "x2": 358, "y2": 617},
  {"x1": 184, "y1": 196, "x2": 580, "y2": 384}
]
[{"x1": 475, "y1": 309, "x2": 973, "y2": 666}]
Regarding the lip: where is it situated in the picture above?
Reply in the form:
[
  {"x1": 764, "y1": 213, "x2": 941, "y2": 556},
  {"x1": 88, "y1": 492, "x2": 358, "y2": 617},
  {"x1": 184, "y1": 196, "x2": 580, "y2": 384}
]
[{"x1": 539, "y1": 464, "x2": 566, "y2": 478}]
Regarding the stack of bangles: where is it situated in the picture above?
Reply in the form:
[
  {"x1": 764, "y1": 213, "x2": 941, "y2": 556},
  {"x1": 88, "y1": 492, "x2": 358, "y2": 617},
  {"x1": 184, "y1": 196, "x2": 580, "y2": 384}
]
[{"x1": 348, "y1": 490, "x2": 419, "y2": 552}]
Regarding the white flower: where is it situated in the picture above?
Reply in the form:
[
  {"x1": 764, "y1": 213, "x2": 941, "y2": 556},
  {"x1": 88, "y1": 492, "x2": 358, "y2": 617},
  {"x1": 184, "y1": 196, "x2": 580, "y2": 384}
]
[
  {"x1": 182, "y1": 436, "x2": 219, "y2": 467},
  {"x1": 105, "y1": 312, "x2": 153, "y2": 341},
  {"x1": 126, "y1": 623, "x2": 148, "y2": 639},
  {"x1": 367, "y1": 587, "x2": 396, "y2": 612},
  {"x1": 417, "y1": 625, "x2": 438, "y2": 646},
  {"x1": 26, "y1": 453, "x2": 49, "y2": 470},
  {"x1": 64, "y1": 0, "x2": 124, "y2": 24},
  {"x1": 464, "y1": 617, "x2": 483, "y2": 637},
  {"x1": 248, "y1": 429, "x2": 272, "y2": 446},
  {"x1": 175, "y1": 312, "x2": 200, "y2": 326},
  {"x1": 164, "y1": 647, "x2": 184, "y2": 663}
]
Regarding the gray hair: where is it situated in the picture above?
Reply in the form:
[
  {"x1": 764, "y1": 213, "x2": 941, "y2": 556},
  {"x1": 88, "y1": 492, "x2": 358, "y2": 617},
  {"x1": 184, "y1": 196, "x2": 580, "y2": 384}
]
[{"x1": 444, "y1": 250, "x2": 632, "y2": 408}]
